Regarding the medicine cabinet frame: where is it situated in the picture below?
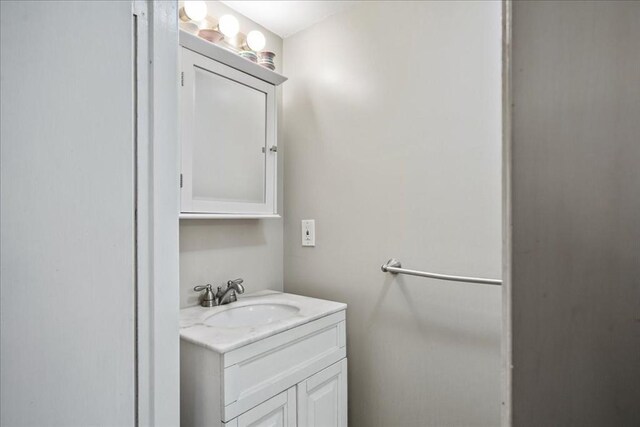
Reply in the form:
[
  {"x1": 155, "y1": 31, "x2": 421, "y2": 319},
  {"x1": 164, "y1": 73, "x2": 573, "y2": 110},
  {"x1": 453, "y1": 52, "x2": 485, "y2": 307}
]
[{"x1": 179, "y1": 31, "x2": 287, "y2": 219}]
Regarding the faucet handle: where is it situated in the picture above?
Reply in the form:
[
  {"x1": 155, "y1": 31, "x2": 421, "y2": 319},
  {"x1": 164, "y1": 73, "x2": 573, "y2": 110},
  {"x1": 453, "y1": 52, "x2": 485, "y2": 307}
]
[
  {"x1": 227, "y1": 278, "x2": 244, "y2": 286},
  {"x1": 194, "y1": 284, "x2": 216, "y2": 307},
  {"x1": 226, "y1": 278, "x2": 245, "y2": 296}
]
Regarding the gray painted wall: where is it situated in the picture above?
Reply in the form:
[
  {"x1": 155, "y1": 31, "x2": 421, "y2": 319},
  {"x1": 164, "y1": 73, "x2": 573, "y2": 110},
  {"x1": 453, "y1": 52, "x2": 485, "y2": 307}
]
[
  {"x1": 511, "y1": 1, "x2": 640, "y2": 425},
  {"x1": 282, "y1": 2, "x2": 502, "y2": 426},
  {"x1": 1, "y1": 2, "x2": 135, "y2": 424},
  {"x1": 179, "y1": 1, "x2": 284, "y2": 308}
]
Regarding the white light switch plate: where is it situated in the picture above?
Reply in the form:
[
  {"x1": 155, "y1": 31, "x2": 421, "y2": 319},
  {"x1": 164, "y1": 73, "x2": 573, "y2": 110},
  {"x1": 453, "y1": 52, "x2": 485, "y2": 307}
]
[{"x1": 301, "y1": 219, "x2": 315, "y2": 247}]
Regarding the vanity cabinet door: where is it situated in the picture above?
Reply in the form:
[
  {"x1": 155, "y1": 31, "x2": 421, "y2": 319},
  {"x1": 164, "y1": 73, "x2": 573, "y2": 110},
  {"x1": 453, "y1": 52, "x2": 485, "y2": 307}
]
[
  {"x1": 234, "y1": 387, "x2": 296, "y2": 427},
  {"x1": 297, "y1": 359, "x2": 348, "y2": 427},
  {"x1": 180, "y1": 47, "x2": 277, "y2": 216}
]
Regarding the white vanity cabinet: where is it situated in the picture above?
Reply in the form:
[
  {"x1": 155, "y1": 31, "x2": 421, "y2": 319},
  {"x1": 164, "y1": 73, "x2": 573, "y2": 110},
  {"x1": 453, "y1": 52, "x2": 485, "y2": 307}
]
[
  {"x1": 297, "y1": 360, "x2": 348, "y2": 427},
  {"x1": 180, "y1": 292, "x2": 347, "y2": 427},
  {"x1": 226, "y1": 387, "x2": 297, "y2": 427},
  {"x1": 179, "y1": 31, "x2": 286, "y2": 218},
  {"x1": 225, "y1": 359, "x2": 348, "y2": 427}
]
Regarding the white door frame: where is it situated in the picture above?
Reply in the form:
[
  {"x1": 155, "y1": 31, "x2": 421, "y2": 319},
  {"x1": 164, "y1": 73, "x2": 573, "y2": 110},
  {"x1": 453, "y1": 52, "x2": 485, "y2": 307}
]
[
  {"x1": 501, "y1": 0, "x2": 513, "y2": 426},
  {"x1": 130, "y1": 2, "x2": 516, "y2": 426},
  {"x1": 133, "y1": 1, "x2": 180, "y2": 425}
]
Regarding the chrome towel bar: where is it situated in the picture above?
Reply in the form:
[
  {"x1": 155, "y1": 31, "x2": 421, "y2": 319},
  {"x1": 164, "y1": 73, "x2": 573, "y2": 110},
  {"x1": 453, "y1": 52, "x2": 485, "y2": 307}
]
[{"x1": 381, "y1": 258, "x2": 502, "y2": 286}]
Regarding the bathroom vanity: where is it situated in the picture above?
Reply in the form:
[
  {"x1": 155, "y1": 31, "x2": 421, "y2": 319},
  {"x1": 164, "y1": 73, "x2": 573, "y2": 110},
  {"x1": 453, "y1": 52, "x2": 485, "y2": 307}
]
[{"x1": 180, "y1": 291, "x2": 347, "y2": 426}]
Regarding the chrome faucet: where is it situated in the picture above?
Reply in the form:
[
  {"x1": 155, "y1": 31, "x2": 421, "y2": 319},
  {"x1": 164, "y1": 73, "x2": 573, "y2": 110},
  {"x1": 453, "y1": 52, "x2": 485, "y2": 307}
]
[
  {"x1": 216, "y1": 278, "x2": 245, "y2": 305},
  {"x1": 194, "y1": 278, "x2": 245, "y2": 307}
]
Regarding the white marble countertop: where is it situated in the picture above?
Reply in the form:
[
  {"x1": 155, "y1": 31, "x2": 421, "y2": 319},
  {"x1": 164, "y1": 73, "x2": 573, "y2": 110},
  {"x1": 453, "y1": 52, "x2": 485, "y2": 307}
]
[{"x1": 180, "y1": 290, "x2": 347, "y2": 353}]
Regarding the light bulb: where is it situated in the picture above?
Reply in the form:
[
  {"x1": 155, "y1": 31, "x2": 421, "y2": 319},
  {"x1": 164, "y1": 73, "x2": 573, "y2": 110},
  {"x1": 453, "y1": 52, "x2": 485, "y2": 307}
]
[
  {"x1": 218, "y1": 15, "x2": 240, "y2": 38},
  {"x1": 182, "y1": 1, "x2": 207, "y2": 22},
  {"x1": 246, "y1": 30, "x2": 266, "y2": 52}
]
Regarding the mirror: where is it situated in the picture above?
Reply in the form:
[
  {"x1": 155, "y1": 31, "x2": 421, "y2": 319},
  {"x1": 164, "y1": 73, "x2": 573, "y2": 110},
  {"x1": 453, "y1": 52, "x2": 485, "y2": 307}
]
[{"x1": 192, "y1": 66, "x2": 267, "y2": 204}]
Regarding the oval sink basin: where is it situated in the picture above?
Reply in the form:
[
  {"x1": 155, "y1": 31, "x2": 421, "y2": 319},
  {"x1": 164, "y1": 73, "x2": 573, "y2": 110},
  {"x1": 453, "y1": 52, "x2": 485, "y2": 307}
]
[{"x1": 204, "y1": 303, "x2": 300, "y2": 328}]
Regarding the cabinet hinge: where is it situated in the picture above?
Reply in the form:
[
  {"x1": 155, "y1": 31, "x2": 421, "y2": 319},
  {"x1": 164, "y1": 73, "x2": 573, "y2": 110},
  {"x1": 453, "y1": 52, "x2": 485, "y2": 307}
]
[
  {"x1": 181, "y1": 71, "x2": 184, "y2": 87},
  {"x1": 180, "y1": 173, "x2": 183, "y2": 188}
]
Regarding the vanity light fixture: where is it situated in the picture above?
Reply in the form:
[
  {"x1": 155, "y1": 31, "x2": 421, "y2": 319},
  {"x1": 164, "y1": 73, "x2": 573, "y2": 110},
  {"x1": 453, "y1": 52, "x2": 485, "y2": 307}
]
[
  {"x1": 218, "y1": 14, "x2": 240, "y2": 38},
  {"x1": 246, "y1": 30, "x2": 266, "y2": 52},
  {"x1": 180, "y1": 1, "x2": 208, "y2": 22}
]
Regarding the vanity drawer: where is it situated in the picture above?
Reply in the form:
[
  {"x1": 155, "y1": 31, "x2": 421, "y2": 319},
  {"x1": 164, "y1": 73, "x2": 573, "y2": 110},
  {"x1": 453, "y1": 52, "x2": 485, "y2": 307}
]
[{"x1": 221, "y1": 311, "x2": 346, "y2": 421}]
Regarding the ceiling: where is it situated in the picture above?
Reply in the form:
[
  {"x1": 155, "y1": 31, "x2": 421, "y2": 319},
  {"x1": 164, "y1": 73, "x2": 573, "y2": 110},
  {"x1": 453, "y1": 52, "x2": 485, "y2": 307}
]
[{"x1": 221, "y1": 1, "x2": 358, "y2": 38}]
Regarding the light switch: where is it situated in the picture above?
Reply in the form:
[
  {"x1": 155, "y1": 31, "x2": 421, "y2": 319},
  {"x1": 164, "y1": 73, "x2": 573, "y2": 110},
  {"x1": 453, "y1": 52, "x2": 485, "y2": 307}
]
[{"x1": 301, "y1": 219, "x2": 315, "y2": 247}]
